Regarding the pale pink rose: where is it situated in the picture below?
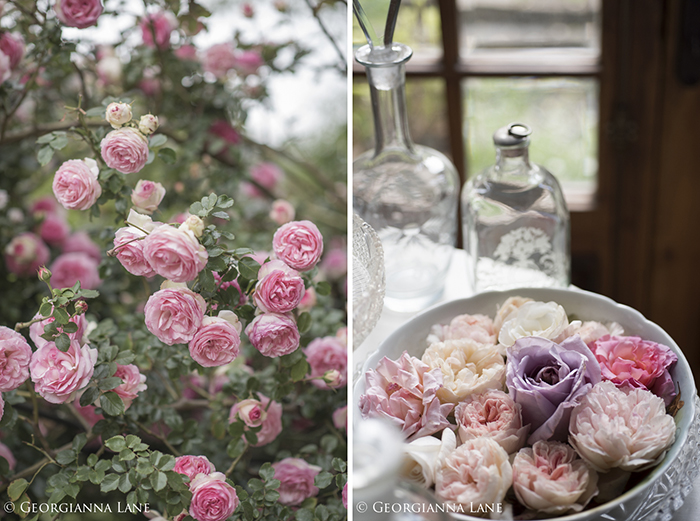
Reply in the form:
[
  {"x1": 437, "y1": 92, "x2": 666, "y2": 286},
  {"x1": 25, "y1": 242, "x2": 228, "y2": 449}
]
[
  {"x1": 139, "y1": 114, "x2": 159, "y2": 135},
  {"x1": 50, "y1": 252, "x2": 101, "y2": 289},
  {"x1": 4, "y1": 232, "x2": 50, "y2": 277},
  {"x1": 563, "y1": 321, "x2": 624, "y2": 346},
  {"x1": 304, "y1": 336, "x2": 347, "y2": 390},
  {"x1": 54, "y1": 0, "x2": 103, "y2": 29},
  {"x1": 298, "y1": 286, "x2": 317, "y2": 312},
  {"x1": 0, "y1": 51, "x2": 9, "y2": 83},
  {"x1": 269, "y1": 199, "x2": 295, "y2": 225},
  {"x1": 142, "y1": 226, "x2": 207, "y2": 283},
  {"x1": 247, "y1": 250, "x2": 269, "y2": 266},
  {"x1": 171, "y1": 212, "x2": 190, "y2": 225},
  {"x1": 435, "y1": 437, "x2": 513, "y2": 508},
  {"x1": 430, "y1": 313, "x2": 496, "y2": 346},
  {"x1": 202, "y1": 43, "x2": 237, "y2": 78},
  {"x1": 232, "y1": 398, "x2": 267, "y2": 428},
  {"x1": 174, "y1": 455, "x2": 215, "y2": 486},
  {"x1": 235, "y1": 50, "x2": 264, "y2": 75},
  {"x1": 513, "y1": 440, "x2": 598, "y2": 514},
  {"x1": 245, "y1": 313, "x2": 300, "y2": 358},
  {"x1": 140, "y1": 11, "x2": 177, "y2": 49},
  {"x1": 229, "y1": 394, "x2": 282, "y2": 447},
  {"x1": 0, "y1": 441, "x2": 16, "y2": 470},
  {"x1": 189, "y1": 472, "x2": 239, "y2": 521},
  {"x1": 100, "y1": 128, "x2": 149, "y2": 174},
  {"x1": 336, "y1": 327, "x2": 347, "y2": 346},
  {"x1": 272, "y1": 220, "x2": 324, "y2": 272},
  {"x1": 253, "y1": 260, "x2": 305, "y2": 314},
  {"x1": 131, "y1": 180, "x2": 165, "y2": 214},
  {"x1": 113, "y1": 363, "x2": 147, "y2": 409},
  {"x1": 360, "y1": 352, "x2": 454, "y2": 441},
  {"x1": 144, "y1": 284, "x2": 207, "y2": 345},
  {"x1": 39, "y1": 212, "x2": 69, "y2": 245},
  {"x1": 0, "y1": 326, "x2": 33, "y2": 391},
  {"x1": 569, "y1": 380, "x2": 676, "y2": 472},
  {"x1": 188, "y1": 312, "x2": 242, "y2": 367},
  {"x1": 320, "y1": 247, "x2": 347, "y2": 280},
  {"x1": 589, "y1": 335, "x2": 678, "y2": 405},
  {"x1": 0, "y1": 32, "x2": 24, "y2": 69},
  {"x1": 29, "y1": 311, "x2": 87, "y2": 349},
  {"x1": 273, "y1": 458, "x2": 321, "y2": 506},
  {"x1": 175, "y1": 44, "x2": 197, "y2": 61},
  {"x1": 114, "y1": 227, "x2": 155, "y2": 277},
  {"x1": 105, "y1": 102, "x2": 131, "y2": 128},
  {"x1": 63, "y1": 232, "x2": 102, "y2": 262},
  {"x1": 332, "y1": 405, "x2": 347, "y2": 431},
  {"x1": 30, "y1": 340, "x2": 97, "y2": 404},
  {"x1": 455, "y1": 389, "x2": 529, "y2": 454},
  {"x1": 250, "y1": 162, "x2": 281, "y2": 190}
]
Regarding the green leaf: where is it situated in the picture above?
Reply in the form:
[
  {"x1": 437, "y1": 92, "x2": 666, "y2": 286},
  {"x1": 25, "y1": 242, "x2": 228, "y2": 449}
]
[
  {"x1": 217, "y1": 196, "x2": 234, "y2": 209},
  {"x1": 50, "y1": 133, "x2": 69, "y2": 150},
  {"x1": 314, "y1": 471, "x2": 334, "y2": 489},
  {"x1": 95, "y1": 459, "x2": 112, "y2": 473},
  {"x1": 62, "y1": 321, "x2": 79, "y2": 334},
  {"x1": 227, "y1": 438, "x2": 247, "y2": 459},
  {"x1": 126, "y1": 435, "x2": 141, "y2": 448},
  {"x1": 87, "y1": 454, "x2": 98, "y2": 467},
  {"x1": 85, "y1": 106, "x2": 106, "y2": 117},
  {"x1": 8, "y1": 479, "x2": 28, "y2": 501},
  {"x1": 118, "y1": 473, "x2": 132, "y2": 493},
  {"x1": 79, "y1": 386, "x2": 100, "y2": 407},
  {"x1": 100, "y1": 474, "x2": 120, "y2": 492},
  {"x1": 104, "y1": 436, "x2": 127, "y2": 452},
  {"x1": 135, "y1": 458, "x2": 153, "y2": 476},
  {"x1": 150, "y1": 471, "x2": 167, "y2": 492},
  {"x1": 238, "y1": 256, "x2": 260, "y2": 280},
  {"x1": 315, "y1": 281, "x2": 332, "y2": 296},
  {"x1": 37, "y1": 145, "x2": 54, "y2": 166},
  {"x1": 78, "y1": 289, "x2": 100, "y2": 299},
  {"x1": 259, "y1": 463, "x2": 275, "y2": 482},
  {"x1": 158, "y1": 148, "x2": 177, "y2": 164},
  {"x1": 55, "y1": 449, "x2": 77, "y2": 465},
  {"x1": 99, "y1": 377, "x2": 124, "y2": 391},
  {"x1": 55, "y1": 333, "x2": 71, "y2": 352},
  {"x1": 148, "y1": 134, "x2": 167, "y2": 147},
  {"x1": 291, "y1": 358, "x2": 309, "y2": 382},
  {"x1": 119, "y1": 449, "x2": 135, "y2": 461},
  {"x1": 36, "y1": 133, "x2": 55, "y2": 144},
  {"x1": 157, "y1": 455, "x2": 176, "y2": 472},
  {"x1": 228, "y1": 421, "x2": 245, "y2": 439},
  {"x1": 39, "y1": 302, "x2": 53, "y2": 317},
  {"x1": 331, "y1": 458, "x2": 347, "y2": 473},
  {"x1": 297, "y1": 312, "x2": 312, "y2": 334},
  {"x1": 189, "y1": 201, "x2": 204, "y2": 216},
  {"x1": 72, "y1": 433, "x2": 87, "y2": 453},
  {"x1": 295, "y1": 508, "x2": 315, "y2": 521},
  {"x1": 100, "y1": 392, "x2": 125, "y2": 416},
  {"x1": 211, "y1": 211, "x2": 230, "y2": 220},
  {"x1": 248, "y1": 478, "x2": 264, "y2": 491}
]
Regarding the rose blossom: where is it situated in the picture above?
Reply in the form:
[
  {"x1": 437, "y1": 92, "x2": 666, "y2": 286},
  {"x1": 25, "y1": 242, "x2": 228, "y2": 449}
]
[
  {"x1": 435, "y1": 437, "x2": 513, "y2": 508},
  {"x1": 589, "y1": 335, "x2": 678, "y2": 405},
  {"x1": 39, "y1": 212, "x2": 69, "y2": 245},
  {"x1": 402, "y1": 428, "x2": 456, "y2": 487},
  {"x1": 569, "y1": 380, "x2": 676, "y2": 472},
  {"x1": 52, "y1": 158, "x2": 102, "y2": 211},
  {"x1": 100, "y1": 127, "x2": 149, "y2": 174},
  {"x1": 269, "y1": 199, "x2": 295, "y2": 225},
  {"x1": 4, "y1": 232, "x2": 50, "y2": 277},
  {"x1": 208, "y1": 120, "x2": 240, "y2": 146},
  {"x1": 493, "y1": 296, "x2": 532, "y2": 335},
  {"x1": 114, "y1": 218, "x2": 158, "y2": 277},
  {"x1": 272, "y1": 220, "x2": 324, "y2": 272},
  {"x1": 0, "y1": 51, "x2": 9, "y2": 83},
  {"x1": 50, "y1": 252, "x2": 101, "y2": 289},
  {"x1": 512, "y1": 441, "x2": 598, "y2": 514},
  {"x1": 30, "y1": 340, "x2": 97, "y2": 404},
  {"x1": 113, "y1": 363, "x2": 147, "y2": 409},
  {"x1": 63, "y1": 232, "x2": 101, "y2": 262},
  {"x1": 273, "y1": 458, "x2": 321, "y2": 506},
  {"x1": 105, "y1": 102, "x2": 132, "y2": 128},
  {"x1": 235, "y1": 50, "x2": 264, "y2": 75},
  {"x1": 144, "y1": 283, "x2": 207, "y2": 345},
  {"x1": 54, "y1": 0, "x2": 103, "y2": 29},
  {"x1": 228, "y1": 393, "x2": 282, "y2": 446},
  {"x1": 332, "y1": 405, "x2": 347, "y2": 431},
  {"x1": 189, "y1": 472, "x2": 239, "y2": 521},
  {"x1": 320, "y1": 246, "x2": 347, "y2": 280},
  {"x1": 359, "y1": 352, "x2": 453, "y2": 441},
  {"x1": 131, "y1": 180, "x2": 166, "y2": 214},
  {"x1": 0, "y1": 32, "x2": 24, "y2": 70},
  {"x1": 142, "y1": 225, "x2": 208, "y2": 283},
  {"x1": 498, "y1": 300, "x2": 574, "y2": 347},
  {"x1": 298, "y1": 286, "x2": 317, "y2": 312},
  {"x1": 233, "y1": 398, "x2": 267, "y2": 428},
  {"x1": 253, "y1": 260, "x2": 305, "y2": 313},
  {"x1": 248, "y1": 162, "x2": 282, "y2": 196},
  {"x1": 175, "y1": 44, "x2": 197, "y2": 61},
  {"x1": 342, "y1": 483, "x2": 347, "y2": 509},
  {"x1": 179, "y1": 215, "x2": 205, "y2": 238},
  {"x1": 188, "y1": 311, "x2": 242, "y2": 367},
  {"x1": 202, "y1": 43, "x2": 237, "y2": 78},
  {"x1": 0, "y1": 326, "x2": 33, "y2": 391},
  {"x1": 0, "y1": 442, "x2": 16, "y2": 471},
  {"x1": 455, "y1": 389, "x2": 529, "y2": 454},
  {"x1": 304, "y1": 336, "x2": 347, "y2": 390},
  {"x1": 428, "y1": 313, "x2": 496, "y2": 347},
  {"x1": 562, "y1": 320, "x2": 625, "y2": 345},
  {"x1": 245, "y1": 313, "x2": 300, "y2": 357},
  {"x1": 173, "y1": 455, "x2": 215, "y2": 486},
  {"x1": 140, "y1": 11, "x2": 177, "y2": 49},
  {"x1": 421, "y1": 339, "x2": 505, "y2": 403},
  {"x1": 139, "y1": 114, "x2": 159, "y2": 135},
  {"x1": 506, "y1": 335, "x2": 601, "y2": 444},
  {"x1": 29, "y1": 311, "x2": 87, "y2": 349}
]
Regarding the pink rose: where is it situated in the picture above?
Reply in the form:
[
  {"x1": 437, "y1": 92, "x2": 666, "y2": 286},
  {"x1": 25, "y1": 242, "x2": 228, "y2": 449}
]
[
  {"x1": 0, "y1": 326, "x2": 33, "y2": 391},
  {"x1": 272, "y1": 458, "x2": 321, "y2": 506},
  {"x1": 100, "y1": 128, "x2": 149, "y2": 174},
  {"x1": 54, "y1": 0, "x2": 103, "y2": 29},
  {"x1": 269, "y1": 199, "x2": 295, "y2": 225},
  {"x1": 342, "y1": 483, "x2": 347, "y2": 509},
  {"x1": 30, "y1": 340, "x2": 97, "y2": 404},
  {"x1": 454, "y1": 389, "x2": 529, "y2": 454},
  {"x1": 229, "y1": 393, "x2": 282, "y2": 447},
  {"x1": 304, "y1": 336, "x2": 347, "y2": 390},
  {"x1": 30, "y1": 195, "x2": 60, "y2": 216},
  {"x1": 245, "y1": 313, "x2": 300, "y2": 358},
  {"x1": 0, "y1": 32, "x2": 24, "y2": 69},
  {"x1": 272, "y1": 220, "x2": 324, "y2": 272},
  {"x1": 332, "y1": 405, "x2": 347, "y2": 431},
  {"x1": 142, "y1": 226, "x2": 208, "y2": 283},
  {"x1": 202, "y1": 43, "x2": 237, "y2": 79},
  {"x1": 298, "y1": 286, "x2": 317, "y2": 312},
  {"x1": 140, "y1": 11, "x2": 177, "y2": 49},
  {"x1": 188, "y1": 312, "x2": 242, "y2": 367},
  {"x1": 72, "y1": 399, "x2": 103, "y2": 427},
  {"x1": 0, "y1": 51, "x2": 9, "y2": 83},
  {"x1": 29, "y1": 311, "x2": 88, "y2": 349},
  {"x1": 63, "y1": 232, "x2": 102, "y2": 263},
  {"x1": 431, "y1": 313, "x2": 496, "y2": 346},
  {"x1": 189, "y1": 472, "x2": 239, "y2": 521},
  {"x1": 174, "y1": 455, "x2": 215, "y2": 486},
  {"x1": 50, "y1": 252, "x2": 101, "y2": 289},
  {"x1": 232, "y1": 398, "x2": 266, "y2": 428},
  {"x1": 242, "y1": 3, "x2": 254, "y2": 17},
  {"x1": 0, "y1": 442, "x2": 16, "y2": 471},
  {"x1": 175, "y1": 44, "x2": 198, "y2": 61},
  {"x1": 359, "y1": 352, "x2": 454, "y2": 441},
  {"x1": 250, "y1": 162, "x2": 282, "y2": 190},
  {"x1": 209, "y1": 120, "x2": 240, "y2": 145},
  {"x1": 144, "y1": 284, "x2": 207, "y2": 345},
  {"x1": 235, "y1": 50, "x2": 264, "y2": 76},
  {"x1": 39, "y1": 212, "x2": 69, "y2": 245},
  {"x1": 253, "y1": 260, "x2": 305, "y2": 314},
  {"x1": 131, "y1": 180, "x2": 165, "y2": 214},
  {"x1": 113, "y1": 363, "x2": 147, "y2": 409},
  {"x1": 113, "y1": 227, "x2": 155, "y2": 277},
  {"x1": 589, "y1": 335, "x2": 678, "y2": 405},
  {"x1": 319, "y1": 247, "x2": 347, "y2": 281},
  {"x1": 4, "y1": 232, "x2": 50, "y2": 277}
]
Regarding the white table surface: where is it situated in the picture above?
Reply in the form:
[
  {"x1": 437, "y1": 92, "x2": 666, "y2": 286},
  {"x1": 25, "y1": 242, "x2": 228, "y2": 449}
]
[{"x1": 353, "y1": 249, "x2": 700, "y2": 521}]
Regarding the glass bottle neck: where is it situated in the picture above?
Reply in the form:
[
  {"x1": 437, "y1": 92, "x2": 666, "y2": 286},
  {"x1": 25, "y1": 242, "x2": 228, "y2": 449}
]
[
  {"x1": 494, "y1": 146, "x2": 531, "y2": 176},
  {"x1": 366, "y1": 63, "x2": 414, "y2": 153}
]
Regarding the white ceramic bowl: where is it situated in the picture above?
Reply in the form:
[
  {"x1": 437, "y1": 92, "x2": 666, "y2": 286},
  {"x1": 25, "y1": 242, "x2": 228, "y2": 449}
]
[{"x1": 354, "y1": 287, "x2": 700, "y2": 521}]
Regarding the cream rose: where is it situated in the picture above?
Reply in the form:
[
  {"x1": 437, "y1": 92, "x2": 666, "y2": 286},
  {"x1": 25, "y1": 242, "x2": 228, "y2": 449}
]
[
  {"x1": 401, "y1": 428, "x2": 456, "y2": 487},
  {"x1": 498, "y1": 300, "x2": 573, "y2": 347}
]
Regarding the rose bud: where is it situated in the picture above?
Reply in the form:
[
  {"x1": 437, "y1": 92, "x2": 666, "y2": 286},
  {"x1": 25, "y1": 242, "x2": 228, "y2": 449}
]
[
  {"x1": 74, "y1": 300, "x2": 88, "y2": 315},
  {"x1": 38, "y1": 266, "x2": 52, "y2": 283},
  {"x1": 105, "y1": 102, "x2": 132, "y2": 128},
  {"x1": 139, "y1": 114, "x2": 159, "y2": 135},
  {"x1": 234, "y1": 398, "x2": 267, "y2": 428},
  {"x1": 322, "y1": 369, "x2": 343, "y2": 388}
]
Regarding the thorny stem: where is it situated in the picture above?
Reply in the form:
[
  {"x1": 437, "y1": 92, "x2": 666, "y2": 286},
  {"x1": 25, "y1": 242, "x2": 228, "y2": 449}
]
[{"x1": 15, "y1": 315, "x2": 51, "y2": 332}]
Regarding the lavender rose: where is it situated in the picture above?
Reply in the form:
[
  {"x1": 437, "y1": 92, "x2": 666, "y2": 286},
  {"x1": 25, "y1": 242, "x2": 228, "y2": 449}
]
[
  {"x1": 100, "y1": 127, "x2": 149, "y2": 174},
  {"x1": 506, "y1": 335, "x2": 601, "y2": 444}
]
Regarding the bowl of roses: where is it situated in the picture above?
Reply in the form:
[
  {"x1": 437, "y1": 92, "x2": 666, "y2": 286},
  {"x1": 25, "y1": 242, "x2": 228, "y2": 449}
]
[{"x1": 355, "y1": 287, "x2": 700, "y2": 521}]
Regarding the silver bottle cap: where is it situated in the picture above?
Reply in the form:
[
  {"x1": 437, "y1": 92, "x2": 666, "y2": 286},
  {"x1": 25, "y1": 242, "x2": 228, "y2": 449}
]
[{"x1": 493, "y1": 123, "x2": 532, "y2": 148}]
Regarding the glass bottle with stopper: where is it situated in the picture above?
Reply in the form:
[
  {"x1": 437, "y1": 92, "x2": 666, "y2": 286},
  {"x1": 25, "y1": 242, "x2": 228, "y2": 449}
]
[{"x1": 461, "y1": 123, "x2": 571, "y2": 293}]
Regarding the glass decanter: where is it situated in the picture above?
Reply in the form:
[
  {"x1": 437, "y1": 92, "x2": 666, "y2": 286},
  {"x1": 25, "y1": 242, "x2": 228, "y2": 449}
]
[
  {"x1": 461, "y1": 123, "x2": 570, "y2": 293},
  {"x1": 353, "y1": 43, "x2": 459, "y2": 313}
]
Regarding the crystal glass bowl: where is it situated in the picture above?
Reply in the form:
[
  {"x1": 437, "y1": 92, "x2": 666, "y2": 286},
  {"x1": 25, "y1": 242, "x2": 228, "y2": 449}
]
[{"x1": 354, "y1": 287, "x2": 700, "y2": 521}]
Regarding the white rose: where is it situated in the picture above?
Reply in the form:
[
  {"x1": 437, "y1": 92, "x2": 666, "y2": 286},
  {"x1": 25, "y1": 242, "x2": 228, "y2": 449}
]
[
  {"x1": 105, "y1": 102, "x2": 132, "y2": 128},
  {"x1": 139, "y1": 114, "x2": 159, "y2": 135},
  {"x1": 401, "y1": 428, "x2": 456, "y2": 487},
  {"x1": 126, "y1": 208, "x2": 159, "y2": 233},
  {"x1": 179, "y1": 215, "x2": 205, "y2": 238},
  {"x1": 498, "y1": 300, "x2": 571, "y2": 347}
]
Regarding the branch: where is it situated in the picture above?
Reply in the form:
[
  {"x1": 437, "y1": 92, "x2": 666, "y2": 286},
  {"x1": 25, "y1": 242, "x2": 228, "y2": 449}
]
[
  {"x1": 1, "y1": 120, "x2": 105, "y2": 146},
  {"x1": 303, "y1": 0, "x2": 347, "y2": 74}
]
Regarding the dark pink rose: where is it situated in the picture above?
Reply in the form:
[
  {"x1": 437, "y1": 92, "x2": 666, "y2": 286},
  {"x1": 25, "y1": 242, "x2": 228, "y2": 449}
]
[
  {"x1": 4, "y1": 233, "x2": 50, "y2": 277},
  {"x1": 0, "y1": 32, "x2": 24, "y2": 69},
  {"x1": 100, "y1": 128, "x2": 149, "y2": 174},
  {"x1": 273, "y1": 458, "x2": 321, "y2": 505},
  {"x1": 0, "y1": 326, "x2": 33, "y2": 392},
  {"x1": 140, "y1": 11, "x2": 177, "y2": 49},
  {"x1": 189, "y1": 472, "x2": 239, "y2": 521},
  {"x1": 30, "y1": 196, "x2": 60, "y2": 216},
  {"x1": 209, "y1": 120, "x2": 241, "y2": 145},
  {"x1": 272, "y1": 220, "x2": 324, "y2": 271},
  {"x1": 50, "y1": 252, "x2": 101, "y2": 289},
  {"x1": 253, "y1": 260, "x2": 305, "y2": 314},
  {"x1": 174, "y1": 455, "x2": 215, "y2": 486},
  {"x1": 63, "y1": 232, "x2": 102, "y2": 262},
  {"x1": 54, "y1": 0, "x2": 103, "y2": 29},
  {"x1": 245, "y1": 313, "x2": 300, "y2": 357},
  {"x1": 39, "y1": 212, "x2": 69, "y2": 245},
  {"x1": 304, "y1": 336, "x2": 347, "y2": 390},
  {"x1": 242, "y1": 3, "x2": 254, "y2": 17}
]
